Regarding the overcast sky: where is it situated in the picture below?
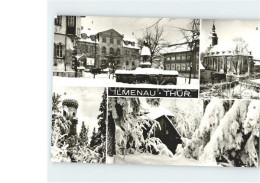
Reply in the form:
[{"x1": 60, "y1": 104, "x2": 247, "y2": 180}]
[
  {"x1": 52, "y1": 86, "x2": 105, "y2": 136},
  {"x1": 81, "y1": 16, "x2": 193, "y2": 44},
  {"x1": 201, "y1": 19, "x2": 260, "y2": 58}
]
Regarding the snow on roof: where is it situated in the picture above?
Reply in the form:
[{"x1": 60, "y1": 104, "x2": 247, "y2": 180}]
[
  {"x1": 78, "y1": 37, "x2": 99, "y2": 44},
  {"x1": 141, "y1": 46, "x2": 151, "y2": 56},
  {"x1": 146, "y1": 107, "x2": 174, "y2": 120},
  {"x1": 254, "y1": 61, "x2": 260, "y2": 66},
  {"x1": 199, "y1": 61, "x2": 205, "y2": 70},
  {"x1": 123, "y1": 37, "x2": 137, "y2": 43},
  {"x1": 206, "y1": 43, "x2": 252, "y2": 56},
  {"x1": 160, "y1": 43, "x2": 190, "y2": 54},
  {"x1": 81, "y1": 28, "x2": 97, "y2": 36},
  {"x1": 123, "y1": 38, "x2": 140, "y2": 49}
]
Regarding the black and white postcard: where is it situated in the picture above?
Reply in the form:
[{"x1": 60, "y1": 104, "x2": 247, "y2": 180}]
[{"x1": 51, "y1": 15, "x2": 259, "y2": 167}]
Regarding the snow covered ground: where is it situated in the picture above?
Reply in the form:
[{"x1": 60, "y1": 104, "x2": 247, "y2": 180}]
[
  {"x1": 251, "y1": 79, "x2": 260, "y2": 84},
  {"x1": 53, "y1": 73, "x2": 199, "y2": 89},
  {"x1": 114, "y1": 154, "x2": 217, "y2": 167}
]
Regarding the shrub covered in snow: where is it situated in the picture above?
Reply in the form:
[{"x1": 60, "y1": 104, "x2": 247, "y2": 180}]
[
  {"x1": 109, "y1": 97, "x2": 173, "y2": 158},
  {"x1": 201, "y1": 100, "x2": 259, "y2": 167}
]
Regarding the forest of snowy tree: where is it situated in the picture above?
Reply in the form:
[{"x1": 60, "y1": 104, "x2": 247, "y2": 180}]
[
  {"x1": 176, "y1": 99, "x2": 259, "y2": 167},
  {"x1": 51, "y1": 88, "x2": 107, "y2": 163},
  {"x1": 107, "y1": 97, "x2": 259, "y2": 167}
]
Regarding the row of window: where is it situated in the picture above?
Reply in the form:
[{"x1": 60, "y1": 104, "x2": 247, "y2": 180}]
[
  {"x1": 54, "y1": 16, "x2": 75, "y2": 27},
  {"x1": 124, "y1": 49, "x2": 138, "y2": 56},
  {"x1": 102, "y1": 47, "x2": 121, "y2": 55},
  {"x1": 101, "y1": 37, "x2": 137, "y2": 47},
  {"x1": 166, "y1": 63, "x2": 190, "y2": 71},
  {"x1": 165, "y1": 52, "x2": 199, "y2": 61},
  {"x1": 80, "y1": 44, "x2": 96, "y2": 54},
  {"x1": 203, "y1": 56, "x2": 249, "y2": 73},
  {"x1": 54, "y1": 43, "x2": 137, "y2": 59},
  {"x1": 165, "y1": 63, "x2": 198, "y2": 72},
  {"x1": 102, "y1": 37, "x2": 121, "y2": 45}
]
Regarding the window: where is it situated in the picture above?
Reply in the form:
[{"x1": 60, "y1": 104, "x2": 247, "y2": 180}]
[
  {"x1": 90, "y1": 35, "x2": 95, "y2": 42},
  {"x1": 187, "y1": 53, "x2": 191, "y2": 60},
  {"x1": 102, "y1": 47, "x2": 106, "y2": 54},
  {"x1": 91, "y1": 46, "x2": 95, "y2": 54},
  {"x1": 126, "y1": 61, "x2": 129, "y2": 66},
  {"x1": 171, "y1": 64, "x2": 175, "y2": 70},
  {"x1": 181, "y1": 64, "x2": 186, "y2": 71},
  {"x1": 101, "y1": 60, "x2": 106, "y2": 65},
  {"x1": 86, "y1": 45, "x2": 89, "y2": 53},
  {"x1": 110, "y1": 37, "x2": 114, "y2": 44},
  {"x1": 166, "y1": 56, "x2": 170, "y2": 61},
  {"x1": 116, "y1": 48, "x2": 120, "y2": 55},
  {"x1": 171, "y1": 55, "x2": 175, "y2": 61},
  {"x1": 56, "y1": 43, "x2": 63, "y2": 58},
  {"x1": 186, "y1": 63, "x2": 190, "y2": 71},
  {"x1": 166, "y1": 64, "x2": 170, "y2": 70},
  {"x1": 132, "y1": 61, "x2": 135, "y2": 66},
  {"x1": 176, "y1": 64, "x2": 180, "y2": 71},
  {"x1": 117, "y1": 39, "x2": 120, "y2": 45},
  {"x1": 55, "y1": 16, "x2": 62, "y2": 26},
  {"x1": 102, "y1": 37, "x2": 106, "y2": 43},
  {"x1": 110, "y1": 47, "x2": 114, "y2": 55},
  {"x1": 181, "y1": 54, "x2": 186, "y2": 60},
  {"x1": 68, "y1": 16, "x2": 74, "y2": 27},
  {"x1": 176, "y1": 54, "x2": 181, "y2": 60}
]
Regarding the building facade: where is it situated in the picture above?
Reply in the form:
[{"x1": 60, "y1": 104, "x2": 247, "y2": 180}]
[
  {"x1": 163, "y1": 41, "x2": 199, "y2": 78},
  {"x1": 77, "y1": 28, "x2": 99, "y2": 69},
  {"x1": 53, "y1": 16, "x2": 83, "y2": 71},
  {"x1": 201, "y1": 23, "x2": 254, "y2": 83},
  {"x1": 122, "y1": 38, "x2": 140, "y2": 70},
  {"x1": 76, "y1": 28, "x2": 140, "y2": 70}
]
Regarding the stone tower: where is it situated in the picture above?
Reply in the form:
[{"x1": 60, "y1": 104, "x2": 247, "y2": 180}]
[
  {"x1": 62, "y1": 99, "x2": 79, "y2": 136},
  {"x1": 210, "y1": 21, "x2": 218, "y2": 47}
]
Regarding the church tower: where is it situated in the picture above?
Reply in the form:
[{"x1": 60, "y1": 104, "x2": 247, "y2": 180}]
[{"x1": 210, "y1": 21, "x2": 218, "y2": 47}]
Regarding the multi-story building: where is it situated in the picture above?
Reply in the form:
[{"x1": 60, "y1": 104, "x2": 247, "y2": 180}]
[
  {"x1": 77, "y1": 28, "x2": 99, "y2": 69},
  {"x1": 201, "y1": 22, "x2": 254, "y2": 83},
  {"x1": 96, "y1": 29, "x2": 124, "y2": 69},
  {"x1": 162, "y1": 39, "x2": 199, "y2": 78},
  {"x1": 77, "y1": 28, "x2": 140, "y2": 70},
  {"x1": 53, "y1": 15, "x2": 83, "y2": 71},
  {"x1": 122, "y1": 38, "x2": 140, "y2": 70}
]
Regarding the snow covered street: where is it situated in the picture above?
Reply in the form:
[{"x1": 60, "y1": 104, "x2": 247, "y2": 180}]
[{"x1": 53, "y1": 73, "x2": 199, "y2": 89}]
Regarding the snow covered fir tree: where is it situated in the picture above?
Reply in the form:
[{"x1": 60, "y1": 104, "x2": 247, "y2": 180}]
[
  {"x1": 176, "y1": 99, "x2": 259, "y2": 167},
  {"x1": 51, "y1": 87, "x2": 107, "y2": 163},
  {"x1": 107, "y1": 97, "x2": 259, "y2": 167}
]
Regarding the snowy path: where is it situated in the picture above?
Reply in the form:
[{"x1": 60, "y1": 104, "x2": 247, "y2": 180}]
[
  {"x1": 114, "y1": 154, "x2": 214, "y2": 166},
  {"x1": 53, "y1": 73, "x2": 199, "y2": 89}
]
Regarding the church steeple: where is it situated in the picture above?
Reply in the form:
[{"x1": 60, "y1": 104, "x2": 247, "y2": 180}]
[{"x1": 210, "y1": 21, "x2": 218, "y2": 46}]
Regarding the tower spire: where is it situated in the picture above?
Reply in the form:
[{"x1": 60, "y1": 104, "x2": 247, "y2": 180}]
[{"x1": 210, "y1": 20, "x2": 218, "y2": 46}]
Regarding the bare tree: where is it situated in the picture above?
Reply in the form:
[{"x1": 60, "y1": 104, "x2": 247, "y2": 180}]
[
  {"x1": 179, "y1": 19, "x2": 200, "y2": 83},
  {"x1": 231, "y1": 38, "x2": 248, "y2": 75},
  {"x1": 138, "y1": 22, "x2": 168, "y2": 63}
]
